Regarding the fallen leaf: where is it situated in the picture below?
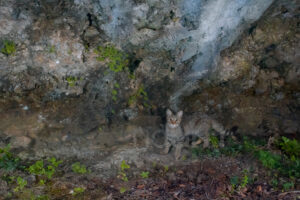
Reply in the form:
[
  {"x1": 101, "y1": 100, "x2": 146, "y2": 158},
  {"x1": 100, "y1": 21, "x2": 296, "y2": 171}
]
[{"x1": 137, "y1": 184, "x2": 145, "y2": 189}]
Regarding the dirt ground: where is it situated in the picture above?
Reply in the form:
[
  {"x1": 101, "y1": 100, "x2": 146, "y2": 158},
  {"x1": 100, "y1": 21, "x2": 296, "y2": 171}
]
[{"x1": 1, "y1": 149, "x2": 299, "y2": 200}]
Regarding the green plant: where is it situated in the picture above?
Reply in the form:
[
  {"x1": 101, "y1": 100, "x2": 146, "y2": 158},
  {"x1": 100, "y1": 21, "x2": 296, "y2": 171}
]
[
  {"x1": 209, "y1": 135, "x2": 219, "y2": 148},
  {"x1": 120, "y1": 187, "x2": 127, "y2": 193},
  {"x1": 230, "y1": 176, "x2": 239, "y2": 189},
  {"x1": 66, "y1": 76, "x2": 77, "y2": 87},
  {"x1": 1, "y1": 40, "x2": 16, "y2": 56},
  {"x1": 119, "y1": 161, "x2": 130, "y2": 182},
  {"x1": 282, "y1": 182, "x2": 294, "y2": 191},
  {"x1": 240, "y1": 170, "x2": 249, "y2": 188},
  {"x1": 28, "y1": 157, "x2": 62, "y2": 180},
  {"x1": 119, "y1": 171, "x2": 128, "y2": 182},
  {"x1": 31, "y1": 195, "x2": 49, "y2": 200},
  {"x1": 111, "y1": 82, "x2": 121, "y2": 102},
  {"x1": 112, "y1": 89, "x2": 118, "y2": 102},
  {"x1": 120, "y1": 160, "x2": 130, "y2": 171},
  {"x1": 163, "y1": 165, "x2": 169, "y2": 172},
  {"x1": 242, "y1": 136, "x2": 258, "y2": 153},
  {"x1": 257, "y1": 150, "x2": 281, "y2": 169},
  {"x1": 72, "y1": 187, "x2": 85, "y2": 196},
  {"x1": 1, "y1": 175, "x2": 16, "y2": 184},
  {"x1": 229, "y1": 171, "x2": 249, "y2": 191},
  {"x1": 48, "y1": 157, "x2": 63, "y2": 168},
  {"x1": 48, "y1": 45, "x2": 56, "y2": 53},
  {"x1": 0, "y1": 144, "x2": 22, "y2": 171},
  {"x1": 13, "y1": 177, "x2": 27, "y2": 192},
  {"x1": 279, "y1": 137, "x2": 300, "y2": 159},
  {"x1": 94, "y1": 44, "x2": 129, "y2": 73},
  {"x1": 271, "y1": 179, "x2": 278, "y2": 188},
  {"x1": 128, "y1": 85, "x2": 150, "y2": 108},
  {"x1": 140, "y1": 171, "x2": 149, "y2": 178},
  {"x1": 71, "y1": 162, "x2": 88, "y2": 174}
]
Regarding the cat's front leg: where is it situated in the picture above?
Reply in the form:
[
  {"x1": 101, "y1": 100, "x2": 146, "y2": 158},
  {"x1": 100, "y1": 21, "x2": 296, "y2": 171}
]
[
  {"x1": 175, "y1": 143, "x2": 183, "y2": 160},
  {"x1": 203, "y1": 138, "x2": 210, "y2": 148},
  {"x1": 163, "y1": 140, "x2": 171, "y2": 154},
  {"x1": 219, "y1": 133, "x2": 225, "y2": 148}
]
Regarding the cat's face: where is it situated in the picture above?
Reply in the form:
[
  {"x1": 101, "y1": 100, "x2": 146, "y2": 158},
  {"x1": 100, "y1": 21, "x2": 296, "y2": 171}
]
[{"x1": 166, "y1": 109, "x2": 183, "y2": 128}]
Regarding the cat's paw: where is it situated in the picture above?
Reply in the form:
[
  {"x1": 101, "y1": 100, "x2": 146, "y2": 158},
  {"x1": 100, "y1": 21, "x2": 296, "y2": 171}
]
[
  {"x1": 163, "y1": 147, "x2": 170, "y2": 154},
  {"x1": 191, "y1": 139, "x2": 202, "y2": 146}
]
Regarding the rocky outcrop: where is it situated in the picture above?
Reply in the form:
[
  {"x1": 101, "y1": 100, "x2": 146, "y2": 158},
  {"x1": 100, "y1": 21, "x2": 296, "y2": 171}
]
[
  {"x1": 0, "y1": 0, "x2": 299, "y2": 162},
  {"x1": 183, "y1": 0, "x2": 299, "y2": 136}
]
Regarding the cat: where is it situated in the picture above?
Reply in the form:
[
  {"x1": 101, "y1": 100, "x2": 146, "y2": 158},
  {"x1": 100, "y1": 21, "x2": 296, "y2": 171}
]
[
  {"x1": 163, "y1": 109, "x2": 185, "y2": 160},
  {"x1": 164, "y1": 109, "x2": 229, "y2": 159}
]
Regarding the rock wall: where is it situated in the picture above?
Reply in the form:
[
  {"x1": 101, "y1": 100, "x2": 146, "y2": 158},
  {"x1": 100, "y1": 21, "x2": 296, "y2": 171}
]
[
  {"x1": 182, "y1": 0, "x2": 299, "y2": 136},
  {"x1": 0, "y1": 0, "x2": 299, "y2": 159}
]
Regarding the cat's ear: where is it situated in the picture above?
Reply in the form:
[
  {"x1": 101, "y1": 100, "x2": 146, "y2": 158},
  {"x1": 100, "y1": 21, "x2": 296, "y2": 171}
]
[
  {"x1": 177, "y1": 110, "x2": 183, "y2": 118},
  {"x1": 166, "y1": 109, "x2": 173, "y2": 116}
]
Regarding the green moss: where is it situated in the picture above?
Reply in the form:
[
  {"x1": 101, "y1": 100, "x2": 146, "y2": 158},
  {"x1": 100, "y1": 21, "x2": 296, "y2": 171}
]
[
  {"x1": 66, "y1": 76, "x2": 77, "y2": 87},
  {"x1": 48, "y1": 45, "x2": 56, "y2": 54},
  {"x1": 94, "y1": 44, "x2": 129, "y2": 73},
  {"x1": 128, "y1": 85, "x2": 150, "y2": 108},
  {"x1": 72, "y1": 187, "x2": 85, "y2": 196},
  {"x1": 1, "y1": 40, "x2": 16, "y2": 56}
]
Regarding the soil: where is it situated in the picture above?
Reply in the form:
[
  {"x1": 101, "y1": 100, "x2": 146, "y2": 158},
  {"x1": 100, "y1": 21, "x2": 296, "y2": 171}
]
[{"x1": 1, "y1": 152, "x2": 299, "y2": 200}]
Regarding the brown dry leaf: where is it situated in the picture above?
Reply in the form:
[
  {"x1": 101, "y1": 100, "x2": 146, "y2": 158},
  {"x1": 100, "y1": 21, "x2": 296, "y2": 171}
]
[
  {"x1": 256, "y1": 185, "x2": 262, "y2": 192},
  {"x1": 137, "y1": 184, "x2": 145, "y2": 189},
  {"x1": 206, "y1": 168, "x2": 216, "y2": 174}
]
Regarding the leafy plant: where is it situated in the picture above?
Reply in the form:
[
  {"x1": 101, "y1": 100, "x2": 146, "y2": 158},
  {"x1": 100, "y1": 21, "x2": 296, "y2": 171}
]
[
  {"x1": 94, "y1": 44, "x2": 129, "y2": 73},
  {"x1": 28, "y1": 160, "x2": 44, "y2": 175},
  {"x1": 119, "y1": 171, "x2": 128, "y2": 182},
  {"x1": 0, "y1": 144, "x2": 22, "y2": 171},
  {"x1": 120, "y1": 187, "x2": 127, "y2": 193},
  {"x1": 279, "y1": 137, "x2": 300, "y2": 158},
  {"x1": 163, "y1": 165, "x2": 169, "y2": 172},
  {"x1": 32, "y1": 195, "x2": 49, "y2": 200},
  {"x1": 66, "y1": 76, "x2": 77, "y2": 87},
  {"x1": 72, "y1": 187, "x2": 85, "y2": 196},
  {"x1": 229, "y1": 171, "x2": 249, "y2": 191},
  {"x1": 71, "y1": 162, "x2": 88, "y2": 174},
  {"x1": 1, "y1": 40, "x2": 16, "y2": 56},
  {"x1": 257, "y1": 150, "x2": 281, "y2": 169},
  {"x1": 140, "y1": 171, "x2": 149, "y2": 178},
  {"x1": 119, "y1": 161, "x2": 130, "y2": 182},
  {"x1": 13, "y1": 177, "x2": 27, "y2": 192},
  {"x1": 48, "y1": 157, "x2": 63, "y2": 168},
  {"x1": 112, "y1": 88, "x2": 118, "y2": 102},
  {"x1": 28, "y1": 157, "x2": 62, "y2": 180},
  {"x1": 282, "y1": 182, "x2": 294, "y2": 191},
  {"x1": 209, "y1": 135, "x2": 219, "y2": 148},
  {"x1": 120, "y1": 160, "x2": 130, "y2": 171},
  {"x1": 128, "y1": 85, "x2": 150, "y2": 108},
  {"x1": 230, "y1": 176, "x2": 239, "y2": 189},
  {"x1": 271, "y1": 179, "x2": 278, "y2": 188},
  {"x1": 240, "y1": 170, "x2": 249, "y2": 188},
  {"x1": 48, "y1": 45, "x2": 56, "y2": 53}
]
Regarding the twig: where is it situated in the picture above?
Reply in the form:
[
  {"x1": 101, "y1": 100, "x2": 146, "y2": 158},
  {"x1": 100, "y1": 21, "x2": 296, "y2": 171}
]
[{"x1": 278, "y1": 190, "x2": 300, "y2": 197}]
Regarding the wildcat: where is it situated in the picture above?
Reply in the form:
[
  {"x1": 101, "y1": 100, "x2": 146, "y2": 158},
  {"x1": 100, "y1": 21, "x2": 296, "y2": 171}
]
[
  {"x1": 164, "y1": 109, "x2": 185, "y2": 160},
  {"x1": 164, "y1": 109, "x2": 228, "y2": 159}
]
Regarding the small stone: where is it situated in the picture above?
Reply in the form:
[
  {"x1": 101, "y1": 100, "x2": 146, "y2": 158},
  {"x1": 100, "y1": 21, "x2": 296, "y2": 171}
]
[{"x1": 10, "y1": 136, "x2": 32, "y2": 148}]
